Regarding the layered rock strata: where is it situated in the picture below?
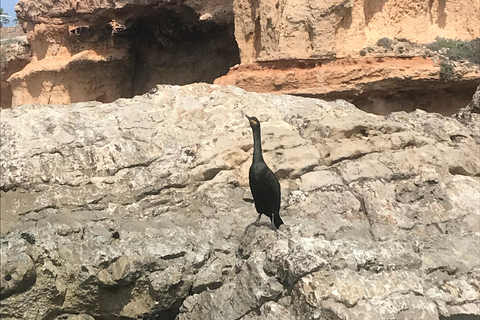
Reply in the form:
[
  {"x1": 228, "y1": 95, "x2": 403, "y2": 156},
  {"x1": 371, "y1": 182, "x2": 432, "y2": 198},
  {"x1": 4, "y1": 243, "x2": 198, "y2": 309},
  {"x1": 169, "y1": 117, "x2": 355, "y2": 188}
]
[
  {"x1": 215, "y1": 56, "x2": 480, "y2": 115},
  {"x1": 219, "y1": 0, "x2": 480, "y2": 114}
]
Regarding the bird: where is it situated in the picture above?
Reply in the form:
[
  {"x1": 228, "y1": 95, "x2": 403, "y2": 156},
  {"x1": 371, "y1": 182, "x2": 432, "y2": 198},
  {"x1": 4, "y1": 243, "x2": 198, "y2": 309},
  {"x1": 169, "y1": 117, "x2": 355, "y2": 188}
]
[{"x1": 245, "y1": 114, "x2": 284, "y2": 230}]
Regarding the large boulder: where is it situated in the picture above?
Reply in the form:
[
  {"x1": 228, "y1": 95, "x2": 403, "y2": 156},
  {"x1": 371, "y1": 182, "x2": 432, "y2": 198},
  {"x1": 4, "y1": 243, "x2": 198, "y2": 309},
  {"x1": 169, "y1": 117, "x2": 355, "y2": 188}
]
[{"x1": 1, "y1": 83, "x2": 479, "y2": 319}]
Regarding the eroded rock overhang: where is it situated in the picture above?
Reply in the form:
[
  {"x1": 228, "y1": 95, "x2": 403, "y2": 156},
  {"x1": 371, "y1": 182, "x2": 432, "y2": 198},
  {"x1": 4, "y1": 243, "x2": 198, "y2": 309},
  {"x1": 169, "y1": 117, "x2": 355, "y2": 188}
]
[
  {"x1": 9, "y1": 0, "x2": 239, "y2": 107},
  {"x1": 217, "y1": 0, "x2": 480, "y2": 115},
  {"x1": 215, "y1": 56, "x2": 480, "y2": 115}
]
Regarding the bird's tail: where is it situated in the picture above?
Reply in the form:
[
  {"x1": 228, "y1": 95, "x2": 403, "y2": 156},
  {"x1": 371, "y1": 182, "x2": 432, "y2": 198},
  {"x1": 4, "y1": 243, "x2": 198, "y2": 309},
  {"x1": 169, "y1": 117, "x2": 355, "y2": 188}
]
[{"x1": 274, "y1": 213, "x2": 284, "y2": 229}]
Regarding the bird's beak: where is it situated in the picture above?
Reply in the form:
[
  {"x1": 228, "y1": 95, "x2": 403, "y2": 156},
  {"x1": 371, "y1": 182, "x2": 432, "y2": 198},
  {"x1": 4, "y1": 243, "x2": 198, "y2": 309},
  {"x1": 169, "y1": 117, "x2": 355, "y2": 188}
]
[{"x1": 245, "y1": 114, "x2": 258, "y2": 125}]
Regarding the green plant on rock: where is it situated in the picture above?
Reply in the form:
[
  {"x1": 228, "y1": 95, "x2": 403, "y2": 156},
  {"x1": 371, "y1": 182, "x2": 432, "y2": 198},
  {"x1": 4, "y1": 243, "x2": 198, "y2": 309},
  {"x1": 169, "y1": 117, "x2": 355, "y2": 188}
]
[
  {"x1": 439, "y1": 61, "x2": 454, "y2": 81},
  {"x1": 428, "y1": 37, "x2": 480, "y2": 65},
  {"x1": 377, "y1": 37, "x2": 392, "y2": 49}
]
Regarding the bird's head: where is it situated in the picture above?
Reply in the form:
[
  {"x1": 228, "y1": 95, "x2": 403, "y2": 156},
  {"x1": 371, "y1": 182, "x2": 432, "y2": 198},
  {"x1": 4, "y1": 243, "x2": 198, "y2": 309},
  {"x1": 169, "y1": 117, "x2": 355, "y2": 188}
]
[{"x1": 245, "y1": 114, "x2": 260, "y2": 130}]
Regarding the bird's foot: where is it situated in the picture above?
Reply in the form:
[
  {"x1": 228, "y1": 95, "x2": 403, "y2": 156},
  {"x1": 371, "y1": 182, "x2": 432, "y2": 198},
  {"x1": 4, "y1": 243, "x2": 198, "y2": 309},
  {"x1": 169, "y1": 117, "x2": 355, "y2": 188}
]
[
  {"x1": 269, "y1": 221, "x2": 278, "y2": 232},
  {"x1": 245, "y1": 221, "x2": 275, "y2": 233}
]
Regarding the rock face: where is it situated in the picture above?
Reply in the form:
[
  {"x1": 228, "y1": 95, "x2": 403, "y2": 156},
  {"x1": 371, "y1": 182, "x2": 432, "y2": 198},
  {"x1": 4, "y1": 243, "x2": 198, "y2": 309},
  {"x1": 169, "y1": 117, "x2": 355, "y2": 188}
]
[
  {"x1": 5, "y1": 0, "x2": 479, "y2": 113},
  {"x1": 233, "y1": 0, "x2": 479, "y2": 63},
  {"x1": 9, "y1": 0, "x2": 239, "y2": 107},
  {"x1": 221, "y1": 0, "x2": 480, "y2": 114},
  {"x1": 0, "y1": 26, "x2": 31, "y2": 108},
  {"x1": 215, "y1": 56, "x2": 480, "y2": 115},
  {"x1": 454, "y1": 84, "x2": 480, "y2": 143},
  {"x1": 1, "y1": 83, "x2": 479, "y2": 319}
]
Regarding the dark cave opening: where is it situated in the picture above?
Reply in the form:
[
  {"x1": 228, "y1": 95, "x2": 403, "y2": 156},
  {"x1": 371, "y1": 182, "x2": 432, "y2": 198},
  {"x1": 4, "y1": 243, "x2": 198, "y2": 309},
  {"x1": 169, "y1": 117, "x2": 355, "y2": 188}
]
[
  {"x1": 349, "y1": 81, "x2": 478, "y2": 116},
  {"x1": 301, "y1": 80, "x2": 478, "y2": 116},
  {"x1": 118, "y1": 6, "x2": 240, "y2": 97},
  {"x1": 439, "y1": 315, "x2": 480, "y2": 320}
]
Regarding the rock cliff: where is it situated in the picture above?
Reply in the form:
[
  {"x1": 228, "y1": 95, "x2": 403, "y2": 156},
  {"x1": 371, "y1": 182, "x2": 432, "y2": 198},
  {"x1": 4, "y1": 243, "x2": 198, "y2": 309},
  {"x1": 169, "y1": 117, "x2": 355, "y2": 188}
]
[
  {"x1": 8, "y1": 0, "x2": 239, "y2": 107},
  {"x1": 0, "y1": 27, "x2": 31, "y2": 109},
  {"x1": 1, "y1": 84, "x2": 479, "y2": 319},
  {"x1": 220, "y1": 0, "x2": 480, "y2": 114},
  {"x1": 233, "y1": 0, "x2": 479, "y2": 63},
  {"x1": 3, "y1": 0, "x2": 479, "y2": 113}
]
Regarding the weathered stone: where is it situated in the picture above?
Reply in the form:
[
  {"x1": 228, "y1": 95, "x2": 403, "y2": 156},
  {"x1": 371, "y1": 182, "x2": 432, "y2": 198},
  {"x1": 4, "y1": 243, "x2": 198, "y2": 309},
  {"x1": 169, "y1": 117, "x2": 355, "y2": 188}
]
[
  {"x1": 0, "y1": 83, "x2": 479, "y2": 319},
  {"x1": 0, "y1": 252, "x2": 37, "y2": 299},
  {"x1": 233, "y1": 0, "x2": 479, "y2": 63},
  {"x1": 1, "y1": 27, "x2": 30, "y2": 109},
  {"x1": 242, "y1": 301, "x2": 293, "y2": 320},
  {"x1": 454, "y1": 84, "x2": 480, "y2": 143},
  {"x1": 7, "y1": 0, "x2": 239, "y2": 108},
  {"x1": 298, "y1": 170, "x2": 344, "y2": 192},
  {"x1": 216, "y1": 0, "x2": 480, "y2": 115}
]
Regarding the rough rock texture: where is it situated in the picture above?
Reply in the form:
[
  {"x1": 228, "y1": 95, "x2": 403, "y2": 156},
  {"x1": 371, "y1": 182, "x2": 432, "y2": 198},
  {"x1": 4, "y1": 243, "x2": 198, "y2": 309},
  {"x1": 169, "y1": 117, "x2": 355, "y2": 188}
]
[
  {"x1": 234, "y1": 0, "x2": 480, "y2": 63},
  {"x1": 0, "y1": 27, "x2": 31, "y2": 108},
  {"x1": 8, "y1": 0, "x2": 239, "y2": 107},
  {"x1": 454, "y1": 84, "x2": 480, "y2": 134},
  {"x1": 15, "y1": 0, "x2": 233, "y2": 25},
  {"x1": 215, "y1": 56, "x2": 480, "y2": 115},
  {"x1": 6, "y1": 0, "x2": 480, "y2": 113},
  {"x1": 1, "y1": 83, "x2": 479, "y2": 319},
  {"x1": 220, "y1": 0, "x2": 480, "y2": 114}
]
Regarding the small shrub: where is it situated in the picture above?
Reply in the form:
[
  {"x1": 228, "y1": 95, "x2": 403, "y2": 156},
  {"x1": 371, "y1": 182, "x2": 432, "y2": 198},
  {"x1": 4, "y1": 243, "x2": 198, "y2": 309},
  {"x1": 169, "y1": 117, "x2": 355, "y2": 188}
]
[
  {"x1": 440, "y1": 61, "x2": 454, "y2": 81},
  {"x1": 427, "y1": 37, "x2": 480, "y2": 65},
  {"x1": 359, "y1": 49, "x2": 367, "y2": 56},
  {"x1": 377, "y1": 37, "x2": 392, "y2": 49},
  {"x1": 367, "y1": 46, "x2": 374, "y2": 52}
]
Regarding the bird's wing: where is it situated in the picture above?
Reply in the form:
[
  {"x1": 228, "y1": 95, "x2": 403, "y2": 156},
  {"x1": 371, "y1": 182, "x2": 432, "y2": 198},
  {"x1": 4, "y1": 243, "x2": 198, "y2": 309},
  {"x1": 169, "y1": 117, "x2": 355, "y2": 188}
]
[
  {"x1": 264, "y1": 168, "x2": 280, "y2": 195},
  {"x1": 264, "y1": 167, "x2": 281, "y2": 210},
  {"x1": 249, "y1": 164, "x2": 281, "y2": 213}
]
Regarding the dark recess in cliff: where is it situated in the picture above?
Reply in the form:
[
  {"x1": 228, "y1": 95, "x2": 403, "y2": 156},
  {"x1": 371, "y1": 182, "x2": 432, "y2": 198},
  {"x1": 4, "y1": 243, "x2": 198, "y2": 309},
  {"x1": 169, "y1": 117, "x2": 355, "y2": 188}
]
[
  {"x1": 120, "y1": 5, "x2": 240, "y2": 97},
  {"x1": 2, "y1": 5, "x2": 240, "y2": 108},
  {"x1": 301, "y1": 80, "x2": 479, "y2": 116}
]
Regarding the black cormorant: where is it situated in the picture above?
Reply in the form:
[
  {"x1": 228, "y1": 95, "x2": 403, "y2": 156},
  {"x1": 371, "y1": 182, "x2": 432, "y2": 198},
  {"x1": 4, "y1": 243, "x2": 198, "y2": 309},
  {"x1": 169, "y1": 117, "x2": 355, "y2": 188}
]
[{"x1": 245, "y1": 114, "x2": 284, "y2": 230}]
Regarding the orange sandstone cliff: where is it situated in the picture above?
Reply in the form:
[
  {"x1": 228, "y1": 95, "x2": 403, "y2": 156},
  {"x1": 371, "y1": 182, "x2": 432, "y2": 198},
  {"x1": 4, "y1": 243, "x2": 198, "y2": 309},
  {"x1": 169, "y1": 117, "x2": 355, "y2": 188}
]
[
  {"x1": 6, "y1": 0, "x2": 238, "y2": 107},
  {"x1": 217, "y1": 0, "x2": 480, "y2": 114},
  {"x1": 232, "y1": 0, "x2": 479, "y2": 63},
  {"x1": 3, "y1": 0, "x2": 480, "y2": 113}
]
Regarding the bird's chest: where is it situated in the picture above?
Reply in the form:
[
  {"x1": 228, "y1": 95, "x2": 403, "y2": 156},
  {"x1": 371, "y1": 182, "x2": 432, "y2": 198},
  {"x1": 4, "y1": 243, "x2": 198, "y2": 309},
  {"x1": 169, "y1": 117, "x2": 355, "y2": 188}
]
[
  {"x1": 249, "y1": 163, "x2": 267, "y2": 182},
  {"x1": 248, "y1": 163, "x2": 273, "y2": 196}
]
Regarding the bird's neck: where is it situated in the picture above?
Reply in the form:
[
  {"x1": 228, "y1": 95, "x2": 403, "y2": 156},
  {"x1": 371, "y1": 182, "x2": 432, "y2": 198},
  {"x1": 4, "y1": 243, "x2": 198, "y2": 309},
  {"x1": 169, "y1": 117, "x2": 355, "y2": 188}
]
[{"x1": 252, "y1": 127, "x2": 264, "y2": 162}]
